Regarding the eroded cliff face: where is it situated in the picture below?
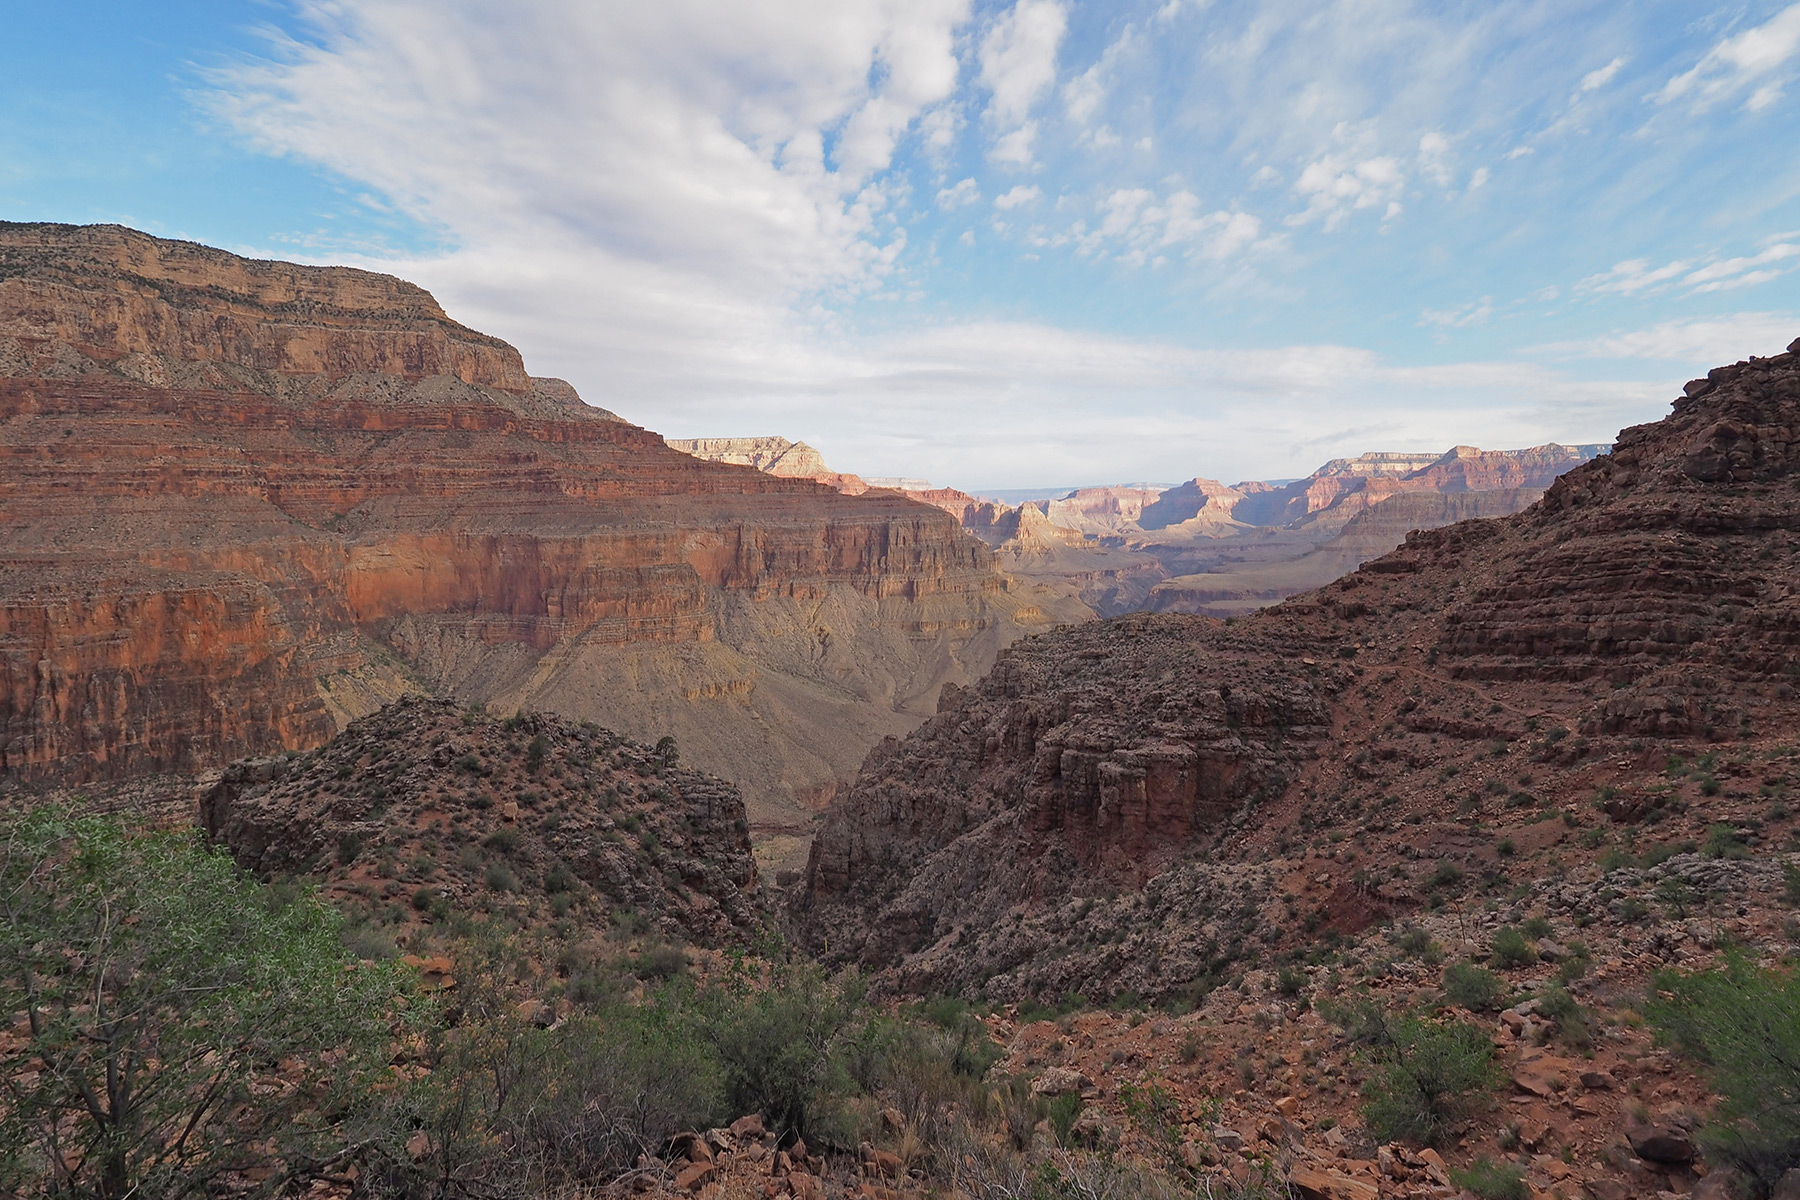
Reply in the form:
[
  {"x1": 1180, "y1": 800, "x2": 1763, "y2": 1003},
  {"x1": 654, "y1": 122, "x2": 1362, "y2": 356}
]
[
  {"x1": 798, "y1": 339, "x2": 1800, "y2": 1000},
  {"x1": 0, "y1": 223, "x2": 1050, "y2": 845}
]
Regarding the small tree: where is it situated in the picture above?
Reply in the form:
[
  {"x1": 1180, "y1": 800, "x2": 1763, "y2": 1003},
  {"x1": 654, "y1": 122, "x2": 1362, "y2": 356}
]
[
  {"x1": 1647, "y1": 954, "x2": 1800, "y2": 1188},
  {"x1": 0, "y1": 810, "x2": 421, "y2": 1199}
]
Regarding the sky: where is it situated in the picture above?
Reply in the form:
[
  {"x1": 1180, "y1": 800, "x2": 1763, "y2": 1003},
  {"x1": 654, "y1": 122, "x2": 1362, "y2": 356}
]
[{"x1": 3, "y1": 1, "x2": 1798, "y2": 491}]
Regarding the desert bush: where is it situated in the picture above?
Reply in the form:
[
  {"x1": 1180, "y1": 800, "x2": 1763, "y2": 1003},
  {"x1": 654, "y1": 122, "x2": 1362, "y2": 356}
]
[
  {"x1": 0, "y1": 809, "x2": 421, "y2": 1200},
  {"x1": 1704, "y1": 824, "x2": 1751, "y2": 860},
  {"x1": 1647, "y1": 954, "x2": 1800, "y2": 1188},
  {"x1": 1443, "y1": 961, "x2": 1508, "y2": 1011},
  {"x1": 1490, "y1": 926, "x2": 1537, "y2": 968},
  {"x1": 697, "y1": 962, "x2": 868, "y2": 1147},
  {"x1": 1361, "y1": 1015, "x2": 1500, "y2": 1146},
  {"x1": 1535, "y1": 984, "x2": 1592, "y2": 1051},
  {"x1": 1450, "y1": 1158, "x2": 1529, "y2": 1200}
]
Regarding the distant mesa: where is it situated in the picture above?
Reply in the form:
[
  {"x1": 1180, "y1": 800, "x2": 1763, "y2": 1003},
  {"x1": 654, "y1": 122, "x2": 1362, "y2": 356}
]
[{"x1": 682, "y1": 434, "x2": 1608, "y2": 619}]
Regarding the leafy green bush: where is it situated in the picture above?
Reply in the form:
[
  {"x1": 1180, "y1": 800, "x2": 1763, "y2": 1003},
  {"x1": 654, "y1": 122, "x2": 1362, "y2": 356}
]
[
  {"x1": 1647, "y1": 954, "x2": 1800, "y2": 1188},
  {"x1": 0, "y1": 809, "x2": 421, "y2": 1199},
  {"x1": 1490, "y1": 926, "x2": 1537, "y2": 968},
  {"x1": 1442, "y1": 962, "x2": 1508, "y2": 1011},
  {"x1": 1362, "y1": 1015, "x2": 1500, "y2": 1146},
  {"x1": 1535, "y1": 984, "x2": 1592, "y2": 1051},
  {"x1": 1704, "y1": 824, "x2": 1750, "y2": 860},
  {"x1": 698, "y1": 962, "x2": 868, "y2": 1146},
  {"x1": 1450, "y1": 1158, "x2": 1528, "y2": 1200}
]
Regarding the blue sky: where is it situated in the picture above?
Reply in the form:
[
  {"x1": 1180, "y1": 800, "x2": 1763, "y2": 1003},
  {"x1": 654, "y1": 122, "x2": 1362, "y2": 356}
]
[{"x1": 4, "y1": 1, "x2": 1798, "y2": 489}]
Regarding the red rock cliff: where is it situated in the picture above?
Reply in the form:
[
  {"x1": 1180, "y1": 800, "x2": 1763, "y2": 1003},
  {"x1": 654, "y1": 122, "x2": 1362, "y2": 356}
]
[{"x1": 0, "y1": 223, "x2": 1018, "y2": 821}]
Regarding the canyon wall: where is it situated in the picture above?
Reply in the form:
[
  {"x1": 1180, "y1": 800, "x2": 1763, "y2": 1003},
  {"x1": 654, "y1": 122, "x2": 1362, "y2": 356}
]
[
  {"x1": 0, "y1": 224, "x2": 1059, "y2": 854},
  {"x1": 797, "y1": 339, "x2": 1800, "y2": 999}
]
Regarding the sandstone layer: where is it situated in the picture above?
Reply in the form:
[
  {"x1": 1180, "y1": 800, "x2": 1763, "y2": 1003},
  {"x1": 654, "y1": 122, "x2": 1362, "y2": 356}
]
[
  {"x1": 797, "y1": 338, "x2": 1800, "y2": 1000},
  {"x1": 0, "y1": 224, "x2": 1060, "y2": 855}
]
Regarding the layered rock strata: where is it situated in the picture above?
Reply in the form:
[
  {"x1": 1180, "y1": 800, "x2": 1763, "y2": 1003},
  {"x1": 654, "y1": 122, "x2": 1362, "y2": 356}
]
[
  {"x1": 799, "y1": 339, "x2": 1800, "y2": 999},
  {"x1": 0, "y1": 224, "x2": 1049, "y2": 844}
]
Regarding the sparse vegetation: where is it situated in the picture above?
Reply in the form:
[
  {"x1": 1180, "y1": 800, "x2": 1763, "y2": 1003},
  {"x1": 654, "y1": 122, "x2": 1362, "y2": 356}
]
[
  {"x1": 1648, "y1": 954, "x2": 1800, "y2": 1189},
  {"x1": 1360, "y1": 1013, "x2": 1500, "y2": 1147},
  {"x1": 1442, "y1": 962, "x2": 1507, "y2": 1011}
]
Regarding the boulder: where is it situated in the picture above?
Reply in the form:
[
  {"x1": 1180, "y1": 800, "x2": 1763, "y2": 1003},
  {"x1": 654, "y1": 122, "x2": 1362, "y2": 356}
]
[{"x1": 1626, "y1": 1121, "x2": 1697, "y2": 1165}]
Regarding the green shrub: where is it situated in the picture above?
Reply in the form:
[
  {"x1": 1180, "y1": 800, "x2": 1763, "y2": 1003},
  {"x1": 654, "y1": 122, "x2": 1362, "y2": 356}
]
[
  {"x1": 1705, "y1": 824, "x2": 1751, "y2": 860},
  {"x1": 1535, "y1": 984, "x2": 1592, "y2": 1051},
  {"x1": 1450, "y1": 1158, "x2": 1529, "y2": 1200},
  {"x1": 1425, "y1": 861, "x2": 1465, "y2": 891},
  {"x1": 0, "y1": 809, "x2": 421, "y2": 1199},
  {"x1": 481, "y1": 828, "x2": 522, "y2": 854},
  {"x1": 484, "y1": 862, "x2": 520, "y2": 892},
  {"x1": 1647, "y1": 954, "x2": 1800, "y2": 1188},
  {"x1": 1522, "y1": 916, "x2": 1553, "y2": 939},
  {"x1": 544, "y1": 862, "x2": 577, "y2": 894},
  {"x1": 630, "y1": 944, "x2": 689, "y2": 982},
  {"x1": 1784, "y1": 862, "x2": 1800, "y2": 907},
  {"x1": 1361, "y1": 1015, "x2": 1500, "y2": 1147},
  {"x1": 1045, "y1": 1092, "x2": 1085, "y2": 1145},
  {"x1": 1490, "y1": 927, "x2": 1537, "y2": 969},
  {"x1": 1443, "y1": 962, "x2": 1507, "y2": 1011},
  {"x1": 525, "y1": 733, "x2": 548, "y2": 774},
  {"x1": 697, "y1": 963, "x2": 867, "y2": 1147}
]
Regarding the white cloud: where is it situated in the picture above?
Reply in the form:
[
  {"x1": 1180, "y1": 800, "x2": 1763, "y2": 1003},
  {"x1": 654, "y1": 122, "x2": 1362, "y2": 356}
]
[
  {"x1": 1061, "y1": 23, "x2": 1138, "y2": 126},
  {"x1": 211, "y1": 0, "x2": 971, "y2": 309},
  {"x1": 989, "y1": 122, "x2": 1040, "y2": 166},
  {"x1": 994, "y1": 184, "x2": 1041, "y2": 209},
  {"x1": 1682, "y1": 241, "x2": 1800, "y2": 293},
  {"x1": 1419, "y1": 298, "x2": 1493, "y2": 328},
  {"x1": 1466, "y1": 166, "x2": 1490, "y2": 191},
  {"x1": 1289, "y1": 150, "x2": 1405, "y2": 230},
  {"x1": 1077, "y1": 187, "x2": 1263, "y2": 264},
  {"x1": 978, "y1": 0, "x2": 1068, "y2": 164},
  {"x1": 1578, "y1": 56, "x2": 1627, "y2": 93},
  {"x1": 1575, "y1": 257, "x2": 1693, "y2": 297},
  {"x1": 1659, "y1": 3, "x2": 1800, "y2": 111},
  {"x1": 937, "y1": 177, "x2": 980, "y2": 209},
  {"x1": 1575, "y1": 239, "x2": 1800, "y2": 297},
  {"x1": 1418, "y1": 132, "x2": 1454, "y2": 188},
  {"x1": 1530, "y1": 313, "x2": 1800, "y2": 363}
]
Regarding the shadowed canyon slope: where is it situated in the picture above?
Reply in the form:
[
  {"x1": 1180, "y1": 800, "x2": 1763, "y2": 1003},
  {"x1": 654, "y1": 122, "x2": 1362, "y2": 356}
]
[
  {"x1": 798, "y1": 337, "x2": 1800, "y2": 999},
  {"x1": 0, "y1": 223, "x2": 1070, "y2": 851}
]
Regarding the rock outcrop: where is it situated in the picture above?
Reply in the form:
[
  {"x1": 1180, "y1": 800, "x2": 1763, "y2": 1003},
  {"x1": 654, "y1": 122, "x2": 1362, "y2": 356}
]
[
  {"x1": 0, "y1": 224, "x2": 1057, "y2": 852},
  {"x1": 666, "y1": 436, "x2": 870, "y2": 494},
  {"x1": 798, "y1": 338, "x2": 1800, "y2": 999},
  {"x1": 204, "y1": 695, "x2": 762, "y2": 944}
]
